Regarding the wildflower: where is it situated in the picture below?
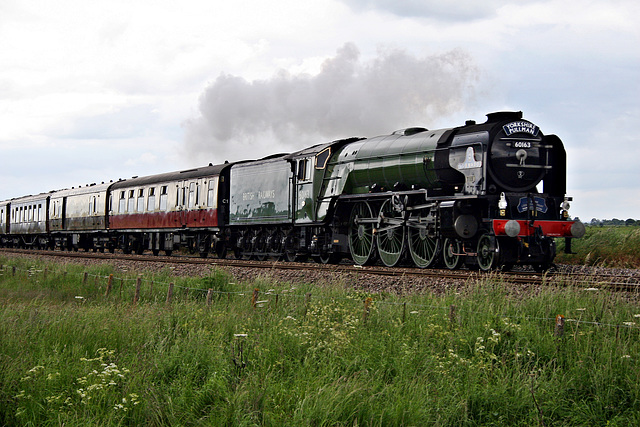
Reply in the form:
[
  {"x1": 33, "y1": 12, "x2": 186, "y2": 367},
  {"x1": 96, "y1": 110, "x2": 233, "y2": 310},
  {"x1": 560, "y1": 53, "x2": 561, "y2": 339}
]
[
  {"x1": 234, "y1": 333, "x2": 248, "y2": 337},
  {"x1": 622, "y1": 355, "x2": 632, "y2": 359},
  {"x1": 75, "y1": 296, "x2": 85, "y2": 300},
  {"x1": 576, "y1": 308, "x2": 586, "y2": 312},
  {"x1": 623, "y1": 322, "x2": 636, "y2": 327},
  {"x1": 584, "y1": 287, "x2": 599, "y2": 291}
]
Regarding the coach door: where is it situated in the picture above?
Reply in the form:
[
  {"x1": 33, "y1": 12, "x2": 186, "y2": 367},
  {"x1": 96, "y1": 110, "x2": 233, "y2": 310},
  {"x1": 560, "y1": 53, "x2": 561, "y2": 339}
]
[{"x1": 176, "y1": 181, "x2": 188, "y2": 227}]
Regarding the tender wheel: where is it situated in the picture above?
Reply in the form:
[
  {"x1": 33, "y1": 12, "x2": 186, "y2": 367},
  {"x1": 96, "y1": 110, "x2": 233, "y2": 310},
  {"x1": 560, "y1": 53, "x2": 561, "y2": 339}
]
[
  {"x1": 253, "y1": 230, "x2": 268, "y2": 261},
  {"x1": 407, "y1": 219, "x2": 439, "y2": 269},
  {"x1": 152, "y1": 249, "x2": 160, "y2": 256},
  {"x1": 348, "y1": 201, "x2": 375, "y2": 265},
  {"x1": 442, "y1": 238, "x2": 463, "y2": 270},
  {"x1": 477, "y1": 234, "x2": 498, "y2": 272},
  {"x1": 376, "y1": 199, "x2": 405, "y2": 267}
]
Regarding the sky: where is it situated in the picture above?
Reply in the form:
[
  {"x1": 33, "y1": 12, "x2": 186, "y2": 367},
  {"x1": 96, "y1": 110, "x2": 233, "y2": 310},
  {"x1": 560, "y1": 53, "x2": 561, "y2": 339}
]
[{"x1": 1, "y1": 0, "x2": 638, "y2": 221}]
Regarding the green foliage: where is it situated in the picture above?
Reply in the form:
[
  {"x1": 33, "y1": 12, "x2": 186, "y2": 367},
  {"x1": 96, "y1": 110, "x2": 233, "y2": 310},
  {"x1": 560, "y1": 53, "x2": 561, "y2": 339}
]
[
  {"x1": 1, "y1": 256, "x2": 640, "y2": 425},
  {"x1": 556, "y1": 225, "x2": 640, "y2": 267}
]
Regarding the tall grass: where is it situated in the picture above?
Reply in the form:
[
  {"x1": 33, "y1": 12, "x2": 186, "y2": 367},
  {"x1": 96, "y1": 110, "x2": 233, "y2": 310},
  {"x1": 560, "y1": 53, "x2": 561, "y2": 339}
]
[
  {"x1": 1, "y1": 256, "x2": 640, "y2": 425},
  {"x1": 556, "y1": 225, "x2": 640, "y2": 267}
]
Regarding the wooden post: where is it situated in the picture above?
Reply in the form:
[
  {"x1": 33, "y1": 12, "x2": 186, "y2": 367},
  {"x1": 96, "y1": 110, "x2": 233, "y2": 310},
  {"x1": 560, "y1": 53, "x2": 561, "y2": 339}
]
[
  {"x1": 166, "y1": 282, "x2": 174, "y2": 305},
  {"x1": 304, "y1": 293, "x2": 311, "y2": 317},
  {"x1": 13, "y1": 266, "x2": 16, "y2": 276},
  {"x1": 104, "y1": 274, "x2": 113, "y2": 297},
  {"x1": 83, "y1": 272, "x2": 88, "y2": 284},
  {"x1": 554, "y1": 315, "x2": 565, "y2": 337},
  {"x1": 363, "y1": 297, "x2": 372, "y2": 324},
  {"x1": 252, "y1": 288, "x2": 259, "y2": 308},
  {"x1": 402, "y1": 302, "x2": 407, "y2": 323},
  {"x1": 207, "y1": 289, "x2": 213, "y2": 306},
  {"x1": 449, "y1": 305, "x2": 457, "y2": 329},
  {"x1": 133, "y1": 276, "x2": 142, "y2": 304}
]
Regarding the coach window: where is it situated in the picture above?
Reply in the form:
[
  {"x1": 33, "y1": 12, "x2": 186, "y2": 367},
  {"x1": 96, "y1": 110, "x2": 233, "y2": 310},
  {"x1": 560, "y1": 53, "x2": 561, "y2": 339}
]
[
  {"x1": 188, "y1": 182, "x2": 196, "y2": 209},
  {"x1": 128, "y1": 190, "x2": 135, "y2": 212},
  {"x1": 38, "y1": 204, "x2": 42, "y2": 222},
  {"x1": 148, "y1": 187, "x2": 156, "y2": 211},
  {"x1": 119, "y1": 191, "x2": 126, "y2": 213},
  {"x1": 207, "y1": 179, "x2": 217, "y2": 207},
  {"x1": 160, "y1": 186, "x2": 168, "y2": 210},
  {"x1": 137, "y1": 189, "x2": 145, "y2": 212}
]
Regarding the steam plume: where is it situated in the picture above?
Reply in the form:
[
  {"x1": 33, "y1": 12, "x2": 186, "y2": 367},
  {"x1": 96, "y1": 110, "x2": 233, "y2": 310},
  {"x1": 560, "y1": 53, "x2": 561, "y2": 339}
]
[{"x1": 184, "y1": 43, "x2": 477, "y2": 163}]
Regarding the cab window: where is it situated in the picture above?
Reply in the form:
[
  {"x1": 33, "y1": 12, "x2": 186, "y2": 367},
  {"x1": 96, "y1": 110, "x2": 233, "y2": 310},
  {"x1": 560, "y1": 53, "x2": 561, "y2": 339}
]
[
  {"x1": 297, "y1": 159, "x2": 310, "y2": 181},
  {"x1": 315, "y1": 147, "x2": 331, "y2": 169}
]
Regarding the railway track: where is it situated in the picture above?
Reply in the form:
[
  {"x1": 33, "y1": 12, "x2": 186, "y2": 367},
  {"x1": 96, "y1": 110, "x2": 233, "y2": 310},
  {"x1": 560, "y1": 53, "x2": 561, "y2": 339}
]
[{"x1": 1, "y1": 248, "x2": 639, "y2": 292}]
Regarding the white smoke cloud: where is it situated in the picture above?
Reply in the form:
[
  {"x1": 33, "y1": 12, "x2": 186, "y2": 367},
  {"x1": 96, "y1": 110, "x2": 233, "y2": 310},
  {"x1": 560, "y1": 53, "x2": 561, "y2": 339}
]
[{"x1": 183, "y1": 43, "x2": 478, "y2": 163}]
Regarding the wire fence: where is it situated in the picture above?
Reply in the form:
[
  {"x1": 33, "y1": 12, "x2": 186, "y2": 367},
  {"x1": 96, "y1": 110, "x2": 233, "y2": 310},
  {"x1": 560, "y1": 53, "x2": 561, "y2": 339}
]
[{"x1": 2, "y1": 261, "x2": 640, "y2": 336}]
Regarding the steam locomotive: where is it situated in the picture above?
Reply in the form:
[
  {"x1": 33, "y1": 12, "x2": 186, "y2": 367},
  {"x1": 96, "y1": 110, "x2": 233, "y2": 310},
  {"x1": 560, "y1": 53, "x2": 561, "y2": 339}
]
[{"x1": 0, "y1": 111, "x2": 584, "y2": 271}]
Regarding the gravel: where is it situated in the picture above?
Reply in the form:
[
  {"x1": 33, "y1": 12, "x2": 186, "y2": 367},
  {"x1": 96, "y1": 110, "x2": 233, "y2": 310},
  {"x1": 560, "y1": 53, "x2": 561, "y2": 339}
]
[{"x1": 2, "y1": 251, "x2": 639, "y2": 296}]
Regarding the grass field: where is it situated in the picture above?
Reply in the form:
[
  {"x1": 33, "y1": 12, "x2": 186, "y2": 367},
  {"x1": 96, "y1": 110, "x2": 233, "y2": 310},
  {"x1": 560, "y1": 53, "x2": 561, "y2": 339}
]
[
  {"x1": 1, "y1": 252, "x2": 640, "y2": 426},
  {"x1": 556, "y1": 225, "x2": 640, "y2": 268}
]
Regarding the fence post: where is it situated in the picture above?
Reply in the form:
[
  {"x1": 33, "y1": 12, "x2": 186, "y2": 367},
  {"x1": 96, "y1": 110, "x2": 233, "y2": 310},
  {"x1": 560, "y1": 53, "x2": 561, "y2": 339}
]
[
  {"x1": 207, "y1": 289, "x2": 213, "y2": 307},
  {"x1": 554, "y1": 315, "x2": 565, "y2": 337},
  {"x1": 105, "y1": 274, "x2": 113, "y2": 297},
  {"x1": 166, "y1": 282, "x2": 174, "y2": 305},
  {"x1": 83, "y1": 272, "x2": 88, "y2": 284},
  {"x1": 449, "y1": 305, "x2": 457, "y2": 329},
  {"x1": 252, "y1": 288, "x2": 259, "y2": 309},
  {"x1": 133, "y1": 276, "x2": 142, "y2": 304},
  {"x1": 363, "y1": 297, "x2": 372, "y2": 324},
  {"x1": 304, "y1": 293, "x2": 312, "y2": 317},
  {"x1": 13, "y1": 266, "x2": 16, "y2": 276},
  {"x1": 402, "y1": 302, "x2": 407, "y2": 323}
]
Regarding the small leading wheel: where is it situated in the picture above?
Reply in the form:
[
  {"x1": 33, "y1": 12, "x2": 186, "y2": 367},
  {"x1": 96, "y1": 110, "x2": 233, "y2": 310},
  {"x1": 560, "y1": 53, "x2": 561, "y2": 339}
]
[
  {"x1": 407, "y1": 220, "x2": 439, "y2": 268},
  {"x1": 442, "y1": 238, "x2": 463, "y2": 270},
  {"x1": 316, "y1": 252, "x2": 342, "y2": 264},
  {"x1": 477, "y1": 234, "x2": 498, "y2": 271},
  {"x1": 348, "y1": 201, "x2": 375, "y2": 265},
  {"x1": 376, "y1": 199, "x2": 405, "y2": 267}
]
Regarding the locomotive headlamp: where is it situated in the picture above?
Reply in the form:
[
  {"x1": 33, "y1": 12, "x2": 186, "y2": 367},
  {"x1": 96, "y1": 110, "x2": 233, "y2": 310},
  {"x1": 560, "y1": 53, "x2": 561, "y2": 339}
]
[
  {"x1": 498, "y1": 192, "x2": 507, "y2": 217},
  {"x1": 561, "y1": 200, "x2": 571, "y2": 211}
]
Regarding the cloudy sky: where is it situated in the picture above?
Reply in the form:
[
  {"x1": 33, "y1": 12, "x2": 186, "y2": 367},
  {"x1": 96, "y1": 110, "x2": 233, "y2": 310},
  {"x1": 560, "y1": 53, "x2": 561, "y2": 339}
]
[{"x1": 1, "y1": 0, "x2": 638, "y2": 221}]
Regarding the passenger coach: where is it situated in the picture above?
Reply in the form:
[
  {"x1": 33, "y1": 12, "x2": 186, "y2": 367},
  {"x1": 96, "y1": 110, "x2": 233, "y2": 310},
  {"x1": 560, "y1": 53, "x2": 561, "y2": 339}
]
[{"x1": 108, "y1": 163, "x2": 232, "y2": 257}]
